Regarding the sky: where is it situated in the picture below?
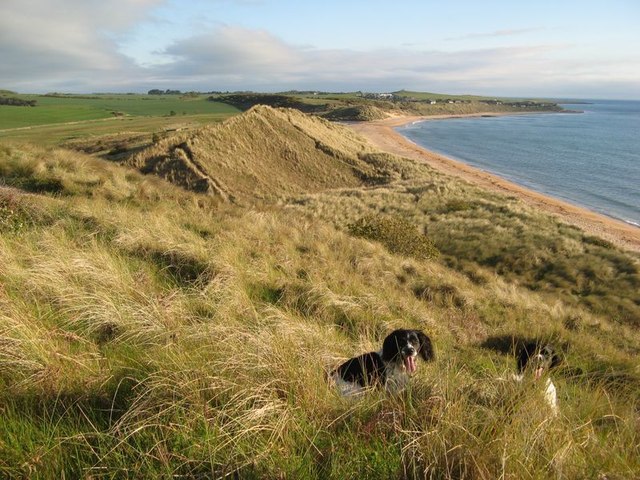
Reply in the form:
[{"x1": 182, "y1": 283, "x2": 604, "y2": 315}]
[{"x1": 2, "y1": 0, "x2": 639, "y2": 99}]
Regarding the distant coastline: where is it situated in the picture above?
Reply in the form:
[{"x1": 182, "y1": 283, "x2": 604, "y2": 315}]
[
  {"x1": 348, "y1": 112, "x2": 640, "y2": 253},
  {"x1": 556, "y1": 101, "x2": 593, "y2": 105}
]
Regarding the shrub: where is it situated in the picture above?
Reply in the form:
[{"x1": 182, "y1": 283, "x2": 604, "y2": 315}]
[
  {"x1": 348, "y1": 214, "x2": 439, "y2": 260},
  {"x1": 0, "y1": 96, "x2": 36, "y2": 107},
  {"x1": 582, "y1": 235, "x2": 614, "y2": 249},
  {"x1": 413, "y1": 282, "x2": 468, "y2": 308},
  {"x1": 440, "y1": 199, "x2": 473, "y2": 213}
]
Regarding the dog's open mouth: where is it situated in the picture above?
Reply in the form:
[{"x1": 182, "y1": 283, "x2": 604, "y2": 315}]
[{"x1": 404, "y1": 355, "x2": 417, "y2": 374}]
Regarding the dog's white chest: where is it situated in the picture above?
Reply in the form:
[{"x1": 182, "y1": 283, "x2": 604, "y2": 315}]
[
  {"x1": 545, "y1": 378, "x2": 558, "y2": 415},
  {"x1": 384, "y1": 364, "x2": 410, "y2": 392},
  {"x1": 331, "y1": 372, "x2": 366, "y2": 397}
]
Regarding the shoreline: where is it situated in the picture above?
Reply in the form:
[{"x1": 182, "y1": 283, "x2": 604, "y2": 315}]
[{"x1": 347, "y1": 113, "x2": 640, "y2": 253}]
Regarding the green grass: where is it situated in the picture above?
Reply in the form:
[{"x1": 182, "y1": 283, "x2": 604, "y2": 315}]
[
  {"x1": 0, "y1": 113, "x2": 234, "y2": 146},
  {"x1": 392, "y1": 90, "x2": 489, "y2": 101},
  {"x1": 391, "y1": 90, "x2": 555, "y2": 103},
  {"x1": 210, "y1": 91, "x2": 562, "y2": 118},
  {"x1": 0, "y1": 94, "x2": 239, "y2": 130}
]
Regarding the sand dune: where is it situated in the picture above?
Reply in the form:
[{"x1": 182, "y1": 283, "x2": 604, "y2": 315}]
[{"x1": 129, "y1": 105, "x2": 397, "y2": 203}]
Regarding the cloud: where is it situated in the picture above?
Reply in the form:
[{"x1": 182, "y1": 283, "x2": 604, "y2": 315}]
[
  {"x1": 446, "y1": 28, "x2": 546, "y2": 41},
  {"x1": 150, "y1": 27, "x2": 572, "y2": 93},
  {"x1": 147, "y1": 26, "x2": 640, "y2": 99},
  {"x1": 1, "y1": 11, "x2": 638, "y2": 99},
  {"x1": 161, "y1": 26, "x2": 297, "y2": 75},
  {"x1": 0, "y1": 0, "x2": 163, "y2": 90}
]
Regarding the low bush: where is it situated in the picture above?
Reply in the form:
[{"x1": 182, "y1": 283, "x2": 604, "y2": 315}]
[{"x1": 348, "y1": 214, "x2": 439, "y2": 260}]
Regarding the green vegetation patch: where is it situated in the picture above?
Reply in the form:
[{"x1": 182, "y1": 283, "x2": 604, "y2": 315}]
[
  {"x1": 214, "y1": 93, "x2": 328, "y2": 113},
  {"x1": 289, "y1": 169, "x2": 640, "y2": 325},
  {"x1": 324, "y1": 105, "x2": 388, "y2": 121},
  {"x1": 348, "y1": 214, "x2": 439, "y2": 260},
  {"x1": 0, "y1": 96, "x2": 37, "y2": 107}
]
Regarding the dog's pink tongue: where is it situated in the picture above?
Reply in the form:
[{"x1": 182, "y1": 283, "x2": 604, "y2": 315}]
[
  {"x1": 535, "y1": 367, "x2": 543, "y2": 380},
  {"x1": 405, "y1": 356, "x2": 417, "y2": 374}
]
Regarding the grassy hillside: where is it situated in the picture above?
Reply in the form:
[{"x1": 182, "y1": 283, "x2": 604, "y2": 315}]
[
  {"x1": 0, "y1": 93, "x2": 241, "y2": 149},
  {"x1": 324, "y1": 105, "x2": 390, "y2": 121},
  {"x1": 0, "y1": 106, "x2": 639, "y2": 479},
  {"x1": 128, "y1": 106, "x2": 405, "y2": 203},
  {"x1": 392, "y1": 90, "x2": 488, "y2": 101},
  {"x1": 287, "y1": 167, "x2": 640, "y2": 326}
]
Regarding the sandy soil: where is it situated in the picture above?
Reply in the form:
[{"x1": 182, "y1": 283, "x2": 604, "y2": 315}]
[{"x1": 347, "y1": 114, "x2": 640, "y2": 254}]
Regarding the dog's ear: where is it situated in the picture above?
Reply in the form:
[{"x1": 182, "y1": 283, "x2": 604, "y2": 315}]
[
  {"x1": 541, "y1": 344, "x2": 561, "y2": 369},
  {"x1": 516, "y1": 341, "x2": 537, "y2": 373},
  {"x1": 516, "y1": 345, "x2": 529, "y2": 373},
  {"x1": 381, "y1": 330, "x2": 402, "y2": 362},
  {"x1": 550, "y1": 349, "x2": 562, "y2": 369},
  {"x1": 416, "y1": 330, "x2": 435, "y2": 361}
]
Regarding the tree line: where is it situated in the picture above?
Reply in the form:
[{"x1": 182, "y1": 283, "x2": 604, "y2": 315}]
[
  {"x1": 148, "y1": 89, "x2": 182, "y2": 95},
  {"x1": 0, "y1": 97, "x2": 37, "y2": 107}
]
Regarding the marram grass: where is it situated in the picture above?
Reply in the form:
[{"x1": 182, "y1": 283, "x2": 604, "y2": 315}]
[{"x1": 0, "y1": 133, "x2": 639, "y2": 478}]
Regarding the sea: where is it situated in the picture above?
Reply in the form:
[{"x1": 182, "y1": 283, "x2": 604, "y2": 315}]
[{"x1": 396, "y1": 100, "x2": 640, "y2": 227}]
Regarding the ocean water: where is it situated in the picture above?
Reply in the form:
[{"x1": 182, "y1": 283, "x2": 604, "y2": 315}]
[{"x1": 397, "y1": 100, "x2": 640, "y2": 227}]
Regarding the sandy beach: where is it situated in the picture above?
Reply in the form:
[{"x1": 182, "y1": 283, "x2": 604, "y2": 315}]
[{"x1": 347, "y1": 114, "x2": 640, "y2": 253}]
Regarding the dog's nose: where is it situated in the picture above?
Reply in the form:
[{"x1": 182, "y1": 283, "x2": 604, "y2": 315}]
[{"x1": 403, "y1": 346, "x2": 416, "y2": 356}]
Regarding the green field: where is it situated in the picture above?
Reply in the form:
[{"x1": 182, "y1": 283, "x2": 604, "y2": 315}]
[
  {"x1": 0, "y1": 113, "x2": 236, "y2": 146},
  {"x1": 0, "y1": 94, "x2": 240, "y2": 130}
]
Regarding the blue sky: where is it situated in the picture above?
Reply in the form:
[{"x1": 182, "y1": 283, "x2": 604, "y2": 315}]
[{"x1": 2, "y1": 0, "x2": 639, "y2": 98}]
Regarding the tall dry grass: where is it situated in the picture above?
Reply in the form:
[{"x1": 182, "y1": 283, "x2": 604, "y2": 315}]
[
  {"x1": 0, "y1": 140, "x2": 638, "y2": 478},
  {"x1": 287, "y1": 160, "x2": 640, "y2": 326}
]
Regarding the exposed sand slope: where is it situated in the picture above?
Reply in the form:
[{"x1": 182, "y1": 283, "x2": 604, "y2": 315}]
[{"x1": 348, "y1": 115, "x2": 640, "y2": 253}]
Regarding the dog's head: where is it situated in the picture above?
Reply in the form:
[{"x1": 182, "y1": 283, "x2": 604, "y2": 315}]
[
  {"x1": 517, "y1": 342, "x2": 560, "y2": 379},
  {"x1": 381, "y1": 329, "x2": 435, "y2": 374}
]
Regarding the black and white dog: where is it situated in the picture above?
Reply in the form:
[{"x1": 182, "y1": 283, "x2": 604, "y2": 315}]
[
  {"x1": 331, "y1": 329, "x2": 435, "y2": 396},
  {"x1": 514, "y1": 342, "x2": 561, "y2": 415}
]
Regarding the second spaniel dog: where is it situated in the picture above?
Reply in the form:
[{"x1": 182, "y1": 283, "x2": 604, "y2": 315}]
[{"x1": 514, "y1": 341, "x2": 561, "y2": 415}]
